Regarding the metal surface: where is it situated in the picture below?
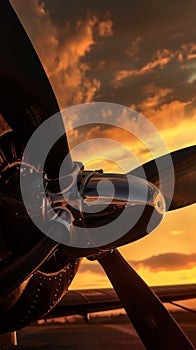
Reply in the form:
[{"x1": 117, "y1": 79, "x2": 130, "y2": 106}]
[
  {"x1": 128, "y1": 146, "x2": 196, "y2": 210},
  {"x1": 47, "y1": 284, "x2": 196, "y2": 318}
]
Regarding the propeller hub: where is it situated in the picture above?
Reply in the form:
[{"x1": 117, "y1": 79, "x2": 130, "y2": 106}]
[{"x1": 36, "y1": 166, "x2": 166, "y2": 255}]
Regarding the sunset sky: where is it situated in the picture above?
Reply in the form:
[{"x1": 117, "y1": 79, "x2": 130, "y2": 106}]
[{"x1": 9, "y1": 0, "x2": 196, "y2": 292}]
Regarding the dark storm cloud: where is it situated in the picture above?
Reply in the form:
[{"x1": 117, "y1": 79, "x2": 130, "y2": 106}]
[
  {"x1": 41, "y1": 0, "x2": 196, "y2": 109},
  {"x1": 43, "y1": 0, "x2": 196, "y2": 37},
  {"x1": 11, "y1": 1, "x2": 196, "y2": 115},
  {"x1": 79, "y1": 252, "x2": 196, "y2": 275}
]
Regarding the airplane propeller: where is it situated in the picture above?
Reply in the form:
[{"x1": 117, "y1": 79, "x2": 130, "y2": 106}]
[
  {"x1": 128, "y1": 146, "x2": 196, "y2": 210},
  {"x1": 0, "y1": 1, "x2": 195, "y2": 349},
  {"x1": 98, "y1": 249, "x2": 195, "y2": 350}
]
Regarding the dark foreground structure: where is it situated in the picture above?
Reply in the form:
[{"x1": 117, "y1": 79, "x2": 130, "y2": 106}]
[{"x1": 17, "y1": 313, "x2": 196, "y2": 350}]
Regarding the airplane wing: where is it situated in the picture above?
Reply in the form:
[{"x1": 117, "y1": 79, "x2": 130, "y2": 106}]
[{"x1": 46, "y1": 284, "x2": 196, "y2": 319}]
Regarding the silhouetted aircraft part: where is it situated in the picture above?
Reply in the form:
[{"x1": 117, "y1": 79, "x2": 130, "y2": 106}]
[
  {"x1": 0, "y1": 236, "x2": 58, "y2": 297},
  {"x1": 42, "y1": 170, "x2": 165, "y2": 253},
  {"x1": 0, "y1": 260, "x2": 81, "y2": 334},
  {"x1": 80, "y1": 311, "x2": 90, "y2": 324},
  {"x1": 128, "y1": 145, "x2": 196, "y2": 210},
  {"x1": 0, "y1": 1, "x2": 73, "y2": 178},
  {"x1": 169, "y1": 302, "x2": 196, "y2": 314},
  {"x1": 77, "y1": 173, "x2": 165, "y2": 249},
  {"x1": 0, "y1": 2, "x2": 195, "y2": 349},
  {"x1": 0, "y1": 132, "x2": 30, "y2": 168},
  {"x1": 46, "y1": 284, "x2": 196, "y2": 318},
  {"x1": 0, "y1": 332, "x2": 17, "y2": 348},
  {"x1": 98, "y1": 249, "x2": 195, "y2": 350}
]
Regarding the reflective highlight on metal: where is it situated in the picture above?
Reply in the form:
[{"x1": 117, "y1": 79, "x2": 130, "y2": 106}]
[
  {"x1": 20, "y1": 102, "x2": 173, "y2": 249},
  {"x1": 43, "y1": 170, "x2": 166, "y2": 248}
]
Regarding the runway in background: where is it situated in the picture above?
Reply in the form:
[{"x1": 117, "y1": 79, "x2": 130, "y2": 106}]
[{"x1": 17, "y1": 312, "x2": 196, "y2": 350}]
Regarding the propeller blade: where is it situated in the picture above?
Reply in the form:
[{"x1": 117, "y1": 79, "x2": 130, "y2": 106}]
[
  {"x1": 0, "y1": 1, "x2": 73, "y2": 177},
  {"x1": 128, "y1": 146, "x2": 196, "y2": 210},
  {"x1": 98, "y1": 249, "x2": 195, "y2": 350}
]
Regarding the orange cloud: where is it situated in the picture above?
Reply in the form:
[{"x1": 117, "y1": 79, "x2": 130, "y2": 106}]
[
  {"x1": 114, "y1": 43, "x2": 196, "y2": 84},
  {"x1": 180, "y1": 43, "x2": 196, "y2": 61},
  {"x1": 95, "y1": 60, "x2": 107, "y2": 71},
  {"x1": 131, "y1": 252, "x2": 196, "y2": 272},
  {"x1": 64, "y1": 95, "x2": 195, "y2": 174},
  {"x1": 73, "y1": 78, "x2": 101, "y2": 105},
  {"x1": 76, "y1": 253, "x2": 196, "y2": 274},
  {"x1": 125, "y1": 36, "x2": 142, "y2": 59},
  {"x1": 139, "y1": 84, "x2": 173, "y2": 110},
  {"x1": 114, "y1": 48, "x2": 175, "y2": 83},
  {"x1": 97, "y1": 19, "x2": 113, "y2": 37},
  {"x1": 67, "y1": 120, "x2": 153, "y2": 173},
  {"x1": 141, "y1": 100, "x2": 196, "y2": 151},
  {"x1": 11, "y1": 0, "x2": 114, "y2": 108},
  {"x1": 70, "y1": 251, "x2": 196, "y2": 289},
  {"x1": 44, "y1": 16, "x2": 100, "y2": 107}
]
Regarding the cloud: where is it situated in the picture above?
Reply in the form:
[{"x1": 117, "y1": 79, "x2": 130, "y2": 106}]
[
  {"x1": 97, "y1": 19, "x2": 113, "y2": 38},
  {"x1": 114, "y1": 48, "x2": 175, "y2": 83},
  {"x1": 11, "y1": 1, "x2": 196, "y2": 115},
  {"x1": 10, "y1": 1, "x2": 196, "y2": 161},
  {"x1": 38, "y1": 15, "x2": 101, "y2": 107},
  {"x1": 73, "y1": 78, "x2": 101, "y2": 105},
  {"x1": 138, "y1": 84, "x2": 173, "y2": 110},
  {"x1": 11, "y1": 0, "x2": 114, "y2": 109},
  {"x1": 65, "y1": 96, "x2": 196, "y2": 172},
  {"x1": 180, "y1": 43, "x2": 196, "y2": 61},
  {"x1": 113, "y1": 43, "x2": 196, "y2": 93},
  {"x1": 141, "y1": 99, "x2": 196, "y2": 150},
  {"x1": 7, "y1": 1, "x2": 196, "y2": 288},
  {"x1": 69, "y1": 134, "x2": 140, "y2": 173},
  {"x1": 125, "y1": 36, "x2": 142, "y2": 59},
  {"x1": 131, "y1": 252, "x2": 196, "y2": 272},
  {"x1": 77, "y1": 252, "x2": 196, "y2": 276},
  {"x1": 170, "y1": 230, "x2": 184, "y2": 236},
  {"x1": 78, "y1": 262, "x2": 104, "y2": 275}
]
